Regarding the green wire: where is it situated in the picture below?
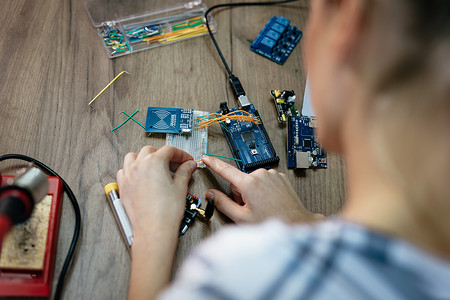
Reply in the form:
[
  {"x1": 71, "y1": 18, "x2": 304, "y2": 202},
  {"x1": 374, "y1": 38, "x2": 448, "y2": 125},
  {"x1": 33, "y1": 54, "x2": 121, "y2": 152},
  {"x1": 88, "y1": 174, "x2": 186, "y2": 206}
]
[
  {"x1": 196, "y1": 114, "x2": 231, "y2": 132},
  {"x1": 197, "y1": 116, "x2": 215, "y2": 119},
  {"x1": 202, "y1": 153, "x2": 241, "y2": 162},
  {"x1": 122, "y1": 111, "x2": 145, "y2": 129},
  {"x1": 173, "y1": 22, "x2": 204, "y2": 31},
  {"x1": 220, "y1": 122, "x2": 229, "y2": 132},
  {"x1": 111, "y1": 109, "x2": 139, "y2": 132},
  {"x1": 172, "y1": 18, "x2": 204, "y2": 31}
]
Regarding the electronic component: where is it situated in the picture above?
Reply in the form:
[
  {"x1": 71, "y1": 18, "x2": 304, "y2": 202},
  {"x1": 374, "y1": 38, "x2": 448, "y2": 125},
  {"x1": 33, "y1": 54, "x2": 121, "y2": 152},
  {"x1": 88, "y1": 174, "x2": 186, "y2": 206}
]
[
  {"x1": 270, "y1": 89, "x2": 299, "y2": 125},
  {"x1": 166, "y1": 110, "x2": 209, "y2": 168},
  {"x1": 103, "y1": 182, "x2": 212, "y2": 239},
  {"x1": 145, "y1": 107, "x2": 193, "y2": 135},
  {"x1": 250, "y1": 16, "x2": 302, "y2": 65},
  {"x1": 179, "y1": 194, "x2": 214, "y2": 236},
  {"x1": 287, "y1": 116, "x2": 327, "y2": 169},
  {"x1": 219, "y1": 102, "x2": 279, "y2": 173},
  {"x1": 229, "y1": 75, "x2": 250, "y2": 107}
]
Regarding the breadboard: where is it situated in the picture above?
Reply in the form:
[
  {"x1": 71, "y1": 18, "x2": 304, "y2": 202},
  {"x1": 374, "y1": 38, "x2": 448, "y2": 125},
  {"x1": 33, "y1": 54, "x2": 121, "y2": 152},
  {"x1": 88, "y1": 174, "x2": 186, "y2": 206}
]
[
  {"x1": 166, "y1": 110, "x2": 208, "y2": 168},
  {"x1": 0, "y1": 195, "x2": 52, "y2": 270}
]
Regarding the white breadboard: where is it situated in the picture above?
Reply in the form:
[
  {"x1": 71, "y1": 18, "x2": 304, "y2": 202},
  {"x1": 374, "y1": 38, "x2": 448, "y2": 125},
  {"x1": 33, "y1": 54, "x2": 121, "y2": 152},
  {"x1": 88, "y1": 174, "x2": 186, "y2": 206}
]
[{"x1": 166, "y1": 110, "x2": 208, "y2": 168}]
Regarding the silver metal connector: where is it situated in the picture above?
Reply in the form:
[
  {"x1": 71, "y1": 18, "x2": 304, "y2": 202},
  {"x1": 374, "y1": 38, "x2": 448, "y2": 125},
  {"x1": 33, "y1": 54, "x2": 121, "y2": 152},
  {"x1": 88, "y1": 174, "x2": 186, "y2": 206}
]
[{"x1": 238, "y1": 95, "x2": 251, "y2": 107}]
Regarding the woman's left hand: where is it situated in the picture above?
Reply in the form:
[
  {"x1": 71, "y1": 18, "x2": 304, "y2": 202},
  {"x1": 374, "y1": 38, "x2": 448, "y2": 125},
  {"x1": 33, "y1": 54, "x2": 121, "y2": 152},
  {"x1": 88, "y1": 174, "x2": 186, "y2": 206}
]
[{"x1": 116, "y1": 145, "x2": 197, "y2": 238}]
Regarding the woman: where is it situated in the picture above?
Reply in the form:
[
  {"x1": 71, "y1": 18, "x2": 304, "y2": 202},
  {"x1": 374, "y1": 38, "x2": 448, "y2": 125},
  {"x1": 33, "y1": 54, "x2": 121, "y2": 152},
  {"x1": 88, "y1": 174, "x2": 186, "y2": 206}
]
[{"x1": 117, "y1": 0, "x2": 450, "y2": 299}]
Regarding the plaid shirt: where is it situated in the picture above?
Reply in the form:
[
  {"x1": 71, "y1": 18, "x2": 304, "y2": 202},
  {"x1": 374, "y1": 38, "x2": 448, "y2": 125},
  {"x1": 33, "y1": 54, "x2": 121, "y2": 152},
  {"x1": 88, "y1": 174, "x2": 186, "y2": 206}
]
[{"x1": 160, "y1": 219, "x2": 450, "y2": 300}]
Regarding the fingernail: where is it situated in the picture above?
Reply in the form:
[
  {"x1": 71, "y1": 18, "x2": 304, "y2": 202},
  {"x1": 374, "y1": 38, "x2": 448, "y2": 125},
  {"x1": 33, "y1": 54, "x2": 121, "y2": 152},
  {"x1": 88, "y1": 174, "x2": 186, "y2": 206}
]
[
  {"x1": 206, "y1": 191, "x2": 214, "y2": 200},
  {"x1": 190, "y1": 161, "x2": 197, "y2": 171}
]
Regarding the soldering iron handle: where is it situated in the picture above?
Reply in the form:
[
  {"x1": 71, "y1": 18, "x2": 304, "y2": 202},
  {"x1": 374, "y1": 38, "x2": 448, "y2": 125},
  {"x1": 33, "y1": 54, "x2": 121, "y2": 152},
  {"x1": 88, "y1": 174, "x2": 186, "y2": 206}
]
[{"x1": 0, "y1": 167, "x2": 49, "y2": 242}]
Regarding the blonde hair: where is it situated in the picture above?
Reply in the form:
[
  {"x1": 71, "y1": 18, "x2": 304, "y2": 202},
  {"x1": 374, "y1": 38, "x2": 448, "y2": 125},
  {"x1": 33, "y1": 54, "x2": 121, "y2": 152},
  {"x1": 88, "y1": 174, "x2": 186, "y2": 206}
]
[{"x1": 363, "y1": 0, "x2": 450, "y2": 205}]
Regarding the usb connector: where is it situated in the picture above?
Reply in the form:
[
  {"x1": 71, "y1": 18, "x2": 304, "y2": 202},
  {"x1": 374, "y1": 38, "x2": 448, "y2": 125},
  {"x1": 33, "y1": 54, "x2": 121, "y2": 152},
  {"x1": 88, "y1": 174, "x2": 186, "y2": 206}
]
[{"x1": 229, "y1": 75, "x2": 251, "y2": 108}]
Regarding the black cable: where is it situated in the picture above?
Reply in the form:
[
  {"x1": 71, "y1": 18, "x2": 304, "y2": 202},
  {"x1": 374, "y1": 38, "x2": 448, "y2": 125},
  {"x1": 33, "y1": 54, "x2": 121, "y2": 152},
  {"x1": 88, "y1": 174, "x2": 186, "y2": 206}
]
[
  {"x1": 205, "y1": 0, "x2": 299, "y2": 76},
  {"x1": 0, "y1": 154, "x2": 81, "y2": 300}
]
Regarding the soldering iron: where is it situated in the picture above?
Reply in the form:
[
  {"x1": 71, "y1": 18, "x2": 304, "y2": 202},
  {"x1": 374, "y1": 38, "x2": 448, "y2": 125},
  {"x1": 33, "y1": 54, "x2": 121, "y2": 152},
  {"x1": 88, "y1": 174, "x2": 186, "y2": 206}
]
[{"x1": 0, "y1": 167, "x2": 49, "y2": 243}]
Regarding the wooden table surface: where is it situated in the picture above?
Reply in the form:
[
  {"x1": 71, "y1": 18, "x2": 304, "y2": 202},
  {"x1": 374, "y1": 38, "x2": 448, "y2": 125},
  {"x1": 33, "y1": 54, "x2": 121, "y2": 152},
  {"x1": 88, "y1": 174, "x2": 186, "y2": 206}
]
[{"x1": 0, "y1": 0, "x2": 345, "y2": 298}]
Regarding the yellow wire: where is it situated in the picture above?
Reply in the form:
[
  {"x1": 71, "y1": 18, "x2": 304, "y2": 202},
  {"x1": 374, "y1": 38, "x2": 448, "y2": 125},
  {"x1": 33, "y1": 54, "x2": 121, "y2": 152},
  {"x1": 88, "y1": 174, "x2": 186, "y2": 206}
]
[
  {"x1": 162, "y1": 27, "x2": 209, "y2": 43},
  {"x1": 89, "y1": 71, "x2": 129, "y2": 107},
  {"x1": 144, "y1": 24, "x2": 212, "y2": 44}
]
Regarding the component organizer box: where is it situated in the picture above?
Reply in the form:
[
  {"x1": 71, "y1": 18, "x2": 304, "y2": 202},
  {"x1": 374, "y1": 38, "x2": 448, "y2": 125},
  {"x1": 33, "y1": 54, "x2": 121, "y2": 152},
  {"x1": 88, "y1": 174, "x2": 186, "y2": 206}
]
[{"x1": 84, "y1": 0, "x2": 217, "y2": 58}]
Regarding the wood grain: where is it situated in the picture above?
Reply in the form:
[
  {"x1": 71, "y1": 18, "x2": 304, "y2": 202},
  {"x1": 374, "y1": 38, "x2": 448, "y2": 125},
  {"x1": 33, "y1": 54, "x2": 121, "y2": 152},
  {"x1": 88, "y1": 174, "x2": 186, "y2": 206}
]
[{"x1": 0, "y1": 0, "x2": 345, "y2": 298}]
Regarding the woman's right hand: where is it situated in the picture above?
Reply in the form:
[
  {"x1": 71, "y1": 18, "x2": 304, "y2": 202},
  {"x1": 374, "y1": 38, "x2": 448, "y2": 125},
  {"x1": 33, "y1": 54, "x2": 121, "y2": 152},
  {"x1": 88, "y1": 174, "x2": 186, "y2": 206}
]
[{"x1": 201, "y1": 155, "x2": 324, "y2": 224}]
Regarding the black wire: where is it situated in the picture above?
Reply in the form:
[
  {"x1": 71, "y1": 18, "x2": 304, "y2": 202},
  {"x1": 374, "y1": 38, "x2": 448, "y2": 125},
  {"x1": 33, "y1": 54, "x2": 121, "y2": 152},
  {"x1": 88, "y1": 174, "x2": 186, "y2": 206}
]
[
  {"x1": 0, "y1": 154, "x2": 81, "y2": 300},
  {"x1": 205, "y1": 0, "x2": 299, "y2": 76}
]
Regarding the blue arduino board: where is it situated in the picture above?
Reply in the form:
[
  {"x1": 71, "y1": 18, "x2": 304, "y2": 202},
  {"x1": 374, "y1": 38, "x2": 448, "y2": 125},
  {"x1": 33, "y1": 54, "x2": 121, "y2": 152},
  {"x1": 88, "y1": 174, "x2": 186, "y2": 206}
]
[
  {"x1": 250, "y1": 16, "x2": 302, "y2": 65},
  {"x1": 287, "y1": 116, "x2": 327, "y2": 169},
  {"x1": 145, "y1": 107, "x2": 193, "y2": 134},
  {"x1": 219, "y1": 103, "x2": 279, "y2": 173}
]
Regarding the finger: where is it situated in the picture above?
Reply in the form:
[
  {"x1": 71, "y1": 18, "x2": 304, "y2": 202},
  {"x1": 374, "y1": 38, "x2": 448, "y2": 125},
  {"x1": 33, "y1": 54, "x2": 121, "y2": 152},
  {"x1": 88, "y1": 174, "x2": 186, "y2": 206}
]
[
  {"x1": 206, "y1": 189, "x2": 245, "y2": 223},
  {"x1": 123, "y1": 153, "x2": 137, "y2": 171},
  {"x1": 279, "y1": 172, "x2": 288, "y2": 179},
  {"x1": 136, "y1": 145, "x2": 158, "y2": 160},
  {"x1": 173, "y1": 160, "x2": 197, "y2": 187},
  {"x1": 268, "y1": 169, "x2": 278, "y2": 175},
  {"x1": 116, "y1": 169, "x2": 124, "y2": 185},
  {"x1": 230, "y1": 183, "x2": 244, "y2": 205},
  {"x1": 169, "y1": 161, "x2": 190, "y2": 173},
  {"x1": 155, "y1": 145, "x2": 194, "y2": 167},
  {"x1": 201, "y1": 156, "x2": 246, "y2": 187}
]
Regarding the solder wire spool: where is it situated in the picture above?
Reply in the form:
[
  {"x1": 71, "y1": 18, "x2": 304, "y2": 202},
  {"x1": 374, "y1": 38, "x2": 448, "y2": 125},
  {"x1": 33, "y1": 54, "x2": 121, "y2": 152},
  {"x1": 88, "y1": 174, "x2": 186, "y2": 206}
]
[{"x1": 104, "y1": 183, "x2": 133, "y2": 247}]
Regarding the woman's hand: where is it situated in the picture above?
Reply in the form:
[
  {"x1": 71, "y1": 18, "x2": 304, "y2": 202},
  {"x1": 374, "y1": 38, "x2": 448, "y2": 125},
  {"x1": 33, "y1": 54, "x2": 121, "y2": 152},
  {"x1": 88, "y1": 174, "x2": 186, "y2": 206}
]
[
  {"x1": 116, "y1": 145, "x2": 197, "y2": 300},
  {"x1": 202, "y1": 155, "x2": 323, "y2": 224},
  {"x1": 116, "y1": 145, "x2": 197, "y2": 238}
]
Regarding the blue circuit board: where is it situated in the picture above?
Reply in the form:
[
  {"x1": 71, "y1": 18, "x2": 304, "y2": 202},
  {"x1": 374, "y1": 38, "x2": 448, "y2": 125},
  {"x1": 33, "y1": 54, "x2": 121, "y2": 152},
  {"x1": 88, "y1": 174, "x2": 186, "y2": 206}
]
[
  {"x1": 145, "y1": 107, "x2": 193, "y2": 134},
  {"x1": 250, "y1": 16, "x2": 302, "y2": 65},
  {"x1": 219, "y1": 103, "x2": 279, "y2": 173},
  {"x1": 287, "y1": 116, "x2": 327, "y2": 169}
]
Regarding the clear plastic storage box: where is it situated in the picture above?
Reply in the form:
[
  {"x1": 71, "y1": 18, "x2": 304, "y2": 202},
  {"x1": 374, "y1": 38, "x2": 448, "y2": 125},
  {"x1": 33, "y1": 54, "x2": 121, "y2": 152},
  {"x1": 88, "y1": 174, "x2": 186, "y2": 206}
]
[{"x1": 84, "y1": 0, "x2": 217, "y2": 58}]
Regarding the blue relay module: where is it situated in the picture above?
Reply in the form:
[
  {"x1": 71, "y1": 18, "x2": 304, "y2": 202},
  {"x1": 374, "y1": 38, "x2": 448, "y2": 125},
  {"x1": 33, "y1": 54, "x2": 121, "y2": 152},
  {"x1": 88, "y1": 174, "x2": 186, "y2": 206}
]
[
  {"x1": 250, "y1": 16, "x2": 302, "y2": 65},
  {"x1": 145, "y1": 107, "x2": 193, "y2": 134},
  {"x1": 219, "y1": 103, "x2": 279, "y2": 173},
  {"x1": 287, "y1": 116, "x2": 327, "y2": 169}
]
